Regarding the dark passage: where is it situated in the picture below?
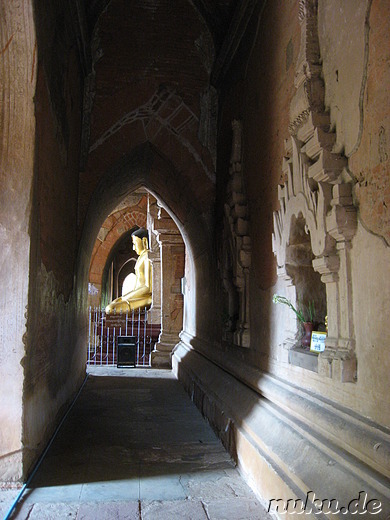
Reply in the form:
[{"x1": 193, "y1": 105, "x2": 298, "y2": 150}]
[{"x1": 6, "y1": 368, "x2": 271, "y2": 519}]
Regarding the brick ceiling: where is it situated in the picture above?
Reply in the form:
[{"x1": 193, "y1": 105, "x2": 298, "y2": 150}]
[
  {"x1": 78, "y1": 0, "x2": 256, "y2": 229},
  {"x1": 85, "y1": 0, "x2": 237, "y2": 50}
]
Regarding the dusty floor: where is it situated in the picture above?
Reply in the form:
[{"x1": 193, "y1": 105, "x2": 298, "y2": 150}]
[{"x1": 1, "y1": 367, "x2": 272, "y2": 519}]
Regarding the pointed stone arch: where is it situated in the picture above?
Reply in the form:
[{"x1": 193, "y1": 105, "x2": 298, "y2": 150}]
[{"x1": 78, "y1": 141, "x2": 216, "y2": 346}]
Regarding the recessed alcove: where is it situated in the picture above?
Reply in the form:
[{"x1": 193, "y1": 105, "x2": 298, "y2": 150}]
[
  {"x1": 286, "y1": 214, "x2": 327, "y2": 330},
  {"x1": 284, "y1": 214, "x2": 327, "y2": 371}
]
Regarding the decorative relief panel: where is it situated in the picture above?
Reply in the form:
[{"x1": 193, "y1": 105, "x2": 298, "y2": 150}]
[
  {"x1": 272, "y1": 0, "x2": 357, "y2": 382},
  {"x1": 221, "y1": 120, "x2": 251, "y2": 348}
]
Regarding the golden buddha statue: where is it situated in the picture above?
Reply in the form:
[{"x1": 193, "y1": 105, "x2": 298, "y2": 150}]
[{"x1": 105, "y1": 228, "x2": 152, "y2": 314}]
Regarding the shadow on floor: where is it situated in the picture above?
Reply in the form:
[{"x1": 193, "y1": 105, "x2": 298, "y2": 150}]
[
  {"x1": 29, "y1": 371, "x2": 234, "y2": 488},
  {"x1": 5, "y1": 368, "x2": 272, "y2": 519}
]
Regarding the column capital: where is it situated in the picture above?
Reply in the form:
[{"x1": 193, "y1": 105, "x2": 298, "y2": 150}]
[{"x1": 156, "y1": 233, "x2": 184, "y2": 247}]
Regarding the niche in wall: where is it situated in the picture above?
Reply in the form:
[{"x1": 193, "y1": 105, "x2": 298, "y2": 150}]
[{"x1": 286, "y1": 214, "x2": 327, "y2": 331}]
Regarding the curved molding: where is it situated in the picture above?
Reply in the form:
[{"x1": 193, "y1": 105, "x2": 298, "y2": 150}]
[
  {"x1": 173, "y1": 336, "x2": 390, "y2": 512},
  {"x1": 89, "y1": 208, "x2": 146, "y2": 288}
]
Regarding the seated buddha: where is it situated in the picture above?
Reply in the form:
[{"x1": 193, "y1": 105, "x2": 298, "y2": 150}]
[{"x1": 105, "y1": 228, "x2": 152, "y2": 314}]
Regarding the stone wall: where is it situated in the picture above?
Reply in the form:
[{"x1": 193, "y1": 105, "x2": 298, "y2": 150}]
[
  {"x1": 20, "y1": 0, "x2": 86, "y2": 479},
  {"x1": 0, "y1": 1, "x2": 37, "y2": 482},
  {"x1": 215, "y1": 0, "x2": 300, "y2": 365},
  {"x1": 0, "y1": 0, "x2": 86, "y2": 482}
]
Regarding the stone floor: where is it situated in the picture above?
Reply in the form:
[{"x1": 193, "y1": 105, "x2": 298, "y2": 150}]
[{"x1": 1, "y1": 367, "x2": 272, "y2": 519}]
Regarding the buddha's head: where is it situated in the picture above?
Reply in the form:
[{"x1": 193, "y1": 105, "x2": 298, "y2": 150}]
[{"x1": 131, "y1": 227, "x2": 149, "y2": 255}]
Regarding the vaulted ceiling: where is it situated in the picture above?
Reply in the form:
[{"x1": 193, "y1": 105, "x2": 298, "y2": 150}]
[
  {"x1": 84, "y1": 0, "x2": 238, "y2": 51},
  {"x1": 74, "y1": 0, "x2": 261, "y2": 231}
]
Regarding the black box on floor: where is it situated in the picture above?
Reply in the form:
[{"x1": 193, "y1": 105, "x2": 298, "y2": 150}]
[{"x1": 117, "y1": 336, "x2": 137, "y2": 367}]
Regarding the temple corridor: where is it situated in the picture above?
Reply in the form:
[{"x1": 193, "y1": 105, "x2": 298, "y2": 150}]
[
  {"x1": 0, "y1": 369, "x2": 271, "y2": 519},
  {"x1": 1, "y1": 1, "x2": 389, "y2": 517}
]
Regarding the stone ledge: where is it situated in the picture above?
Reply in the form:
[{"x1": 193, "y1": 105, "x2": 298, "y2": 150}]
[
  {"x1": 172, "y1": 337, "x2": 390, "y2": 516},
  {"x1": 288, "y1": 347, "x2": 318, "y2": 372},
  {"x1": 176, "y1": 332, "x2": 390, "y2": 481}
]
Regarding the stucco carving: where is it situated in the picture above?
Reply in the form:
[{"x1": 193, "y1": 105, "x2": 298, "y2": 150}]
[
  {"x1": 318, "y1": 0, "x2": 370, "y2": 157},
  {"x1": 221, "y1": 120, "x2": 251, "y2": 348},
  {"x1": 272, "y1": 0, "x2": 358, "y2": 382}
]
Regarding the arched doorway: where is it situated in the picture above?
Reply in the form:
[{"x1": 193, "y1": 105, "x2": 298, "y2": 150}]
[
  {"x1": 78, "y1": 143, "x2": 216, "y2": 356},
  {"x1": 80, "y1": 145, "x2": 214, "y2": 368}
]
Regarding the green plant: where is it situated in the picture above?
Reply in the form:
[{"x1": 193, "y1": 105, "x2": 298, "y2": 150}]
[
  {"x1": 272, "y1": 294, "x2": 315, "y2": 323},
  {"x1": 306, "y1": 300, "x2": 315, "y2": 323}
]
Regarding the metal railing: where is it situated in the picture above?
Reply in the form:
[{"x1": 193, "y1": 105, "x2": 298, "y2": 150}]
[{"x1": 87, "y1": 307, "x2": 160, "y2": 367}]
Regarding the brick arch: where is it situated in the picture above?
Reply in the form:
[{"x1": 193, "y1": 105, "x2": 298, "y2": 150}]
[{"x1": 89, "y1": 207, "x2": 146, "y2": 289}]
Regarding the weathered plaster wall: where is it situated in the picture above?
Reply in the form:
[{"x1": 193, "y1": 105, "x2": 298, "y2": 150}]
[
  {"x1": 348, "y1": 0, "x2": 390, "y2": 246},
  {"x1": 351, "y1": 223, "x2": 390, "y2": 423},
  {"x1": 0, "y1": 1, "x2": 37, "y2": 482},
  {"x1": 21, "y1": 0, "x2": 86, "y2": 478}
]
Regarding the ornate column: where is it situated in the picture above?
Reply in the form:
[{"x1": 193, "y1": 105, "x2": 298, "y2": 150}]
[
  {"x1": 151, "y1": 206, "x2": 184, "y2": 367},
  {"x1": 147, "y1": 196, "x2": 162, "y2": 325},
  {"x1": 221, "y1": 120, "x2": 251, "y2": 348}
]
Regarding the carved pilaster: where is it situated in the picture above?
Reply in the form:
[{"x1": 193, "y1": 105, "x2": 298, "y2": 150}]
[
  {"x1": 150, "y1": 206, "x2": 184, "y2": 367},
  {"x1": 147, "y1": 196, "x2": 162, "y2": 324},
  {"x1": 221, "y1": 120, "x2": 251, "y2": 348}
]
